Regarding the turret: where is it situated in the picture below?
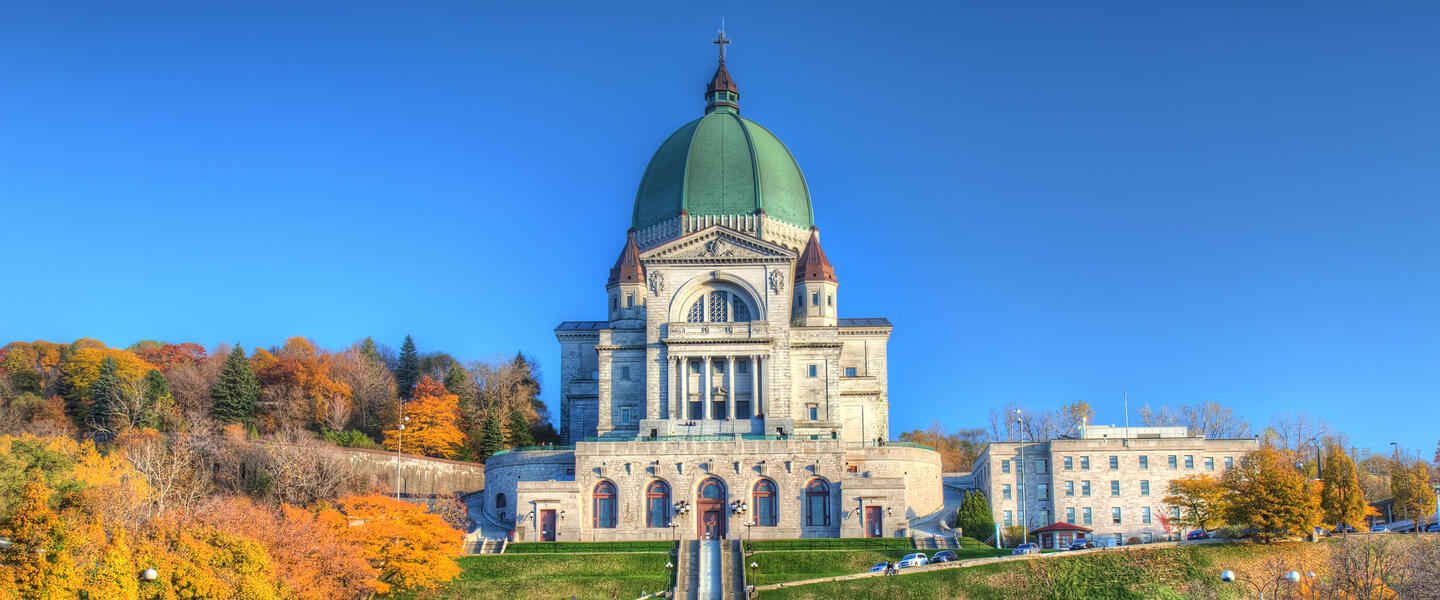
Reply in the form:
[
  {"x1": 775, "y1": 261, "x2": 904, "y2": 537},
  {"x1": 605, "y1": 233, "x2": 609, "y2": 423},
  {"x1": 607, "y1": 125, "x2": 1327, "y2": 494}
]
[
  {"x1": 607, "y1": 231, "x2": 646, "y2": 325},
  {"x1": 792, "y1": 228, "x2": 838, "y2": 327}
]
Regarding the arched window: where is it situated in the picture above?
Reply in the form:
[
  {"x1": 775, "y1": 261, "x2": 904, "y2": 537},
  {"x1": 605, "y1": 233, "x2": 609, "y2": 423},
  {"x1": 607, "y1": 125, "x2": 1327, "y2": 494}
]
[
  {"x1": 699, "y1": 478, "x2": 725, "y2": 501},
  {"x1": 593, "y1": 481, "x2": 617, "y2": 528},
  {"x1": 753, "y1": 479, "x2": 777, "y2": 526},
  {"x1": 709, "y1": 292, "x2": 729, "y2": 321},
  {"x1": 733, "y1": 300, "x2": 751, "y2": 322},
  {"x1": 646, "y1": 480, "x2": 671, "y2": 527},
  {"x1": 495, "y1": 493, "x2": 507, "y2": 509},
  {"x1": 688, "y1": 298, "x2": 705, "y2": 323},
  {"x1": 684, "y1": 289, "x2": 754, "y2": 324},
  {"x1": 804, "y1": 479, "x2": 831, "y2": 527}
]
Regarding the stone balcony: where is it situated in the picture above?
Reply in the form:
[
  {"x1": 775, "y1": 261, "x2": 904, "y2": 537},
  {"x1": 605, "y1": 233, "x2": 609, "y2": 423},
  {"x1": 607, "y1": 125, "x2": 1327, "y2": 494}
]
[{"x1": 664, "y1": 321, "x2": 771, "y2": 343}]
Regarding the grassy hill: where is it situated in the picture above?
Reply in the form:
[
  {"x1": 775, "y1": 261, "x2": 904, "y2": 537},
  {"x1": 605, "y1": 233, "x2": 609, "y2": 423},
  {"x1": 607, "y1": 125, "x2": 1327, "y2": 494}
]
[{"x1": 392, "y1": 552, "x2": 671, "y2": 600}]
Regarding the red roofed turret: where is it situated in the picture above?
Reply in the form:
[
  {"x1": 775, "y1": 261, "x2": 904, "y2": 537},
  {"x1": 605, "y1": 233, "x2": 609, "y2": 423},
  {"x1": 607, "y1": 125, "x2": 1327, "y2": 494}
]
[
  {"x1": 796, "y1": 228, "x2": 836, "y2": 283},
  {"x1": 608, "y1": 231, "x2": 644, "y2": 285}
]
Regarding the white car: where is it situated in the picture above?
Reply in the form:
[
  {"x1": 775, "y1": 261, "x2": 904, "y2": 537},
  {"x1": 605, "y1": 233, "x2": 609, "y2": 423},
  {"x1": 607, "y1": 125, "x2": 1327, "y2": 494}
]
[{"x1": 897, "y1": 553, "x2": 928, "y2": 568}]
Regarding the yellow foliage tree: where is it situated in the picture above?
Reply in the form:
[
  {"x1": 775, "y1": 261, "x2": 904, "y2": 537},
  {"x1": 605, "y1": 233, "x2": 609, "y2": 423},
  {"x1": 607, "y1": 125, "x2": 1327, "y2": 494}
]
[
  {"x1": 61, "y1": 348, "x2": 157, "y2": 401},
  {"x1": 384, "y1": 376, "x2": 464, "y2": 459},
  {"x1": 1221, "y1": 447, "x2": 1323, "y2": 543},
  {"x1": 0, "y1": 473, "x2": 81, "y2": 599},
  {"x1": 1163, "y1": 474, "x2": 1227, "y2": 533},
  {"x1": 317, "y1": 494, "x2": 461, "y2": 594}
]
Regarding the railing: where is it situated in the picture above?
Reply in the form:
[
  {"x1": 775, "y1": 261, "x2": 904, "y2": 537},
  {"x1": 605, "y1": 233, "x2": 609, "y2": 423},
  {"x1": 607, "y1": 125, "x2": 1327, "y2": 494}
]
[
  {"x1": 844, "y1": 441, "x2": 937, "y2": 452},
  {"x1": 582, "y1": 435, "x2": 823, "y2": 443},
  {"x1": 489, "y1": 445, "x2": 575, "y2": 456}
]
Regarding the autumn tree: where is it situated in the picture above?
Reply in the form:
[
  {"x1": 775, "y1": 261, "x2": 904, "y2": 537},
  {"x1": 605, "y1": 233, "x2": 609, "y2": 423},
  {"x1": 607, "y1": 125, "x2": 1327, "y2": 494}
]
[
  {"x1": 318, "y1": 494, "x2": 461, "y2": 594},
  {"x1": 1391, "y1": 458, "x2": 1436, "y2": 529},
  {"x1": 898, "y1": 421, "x2": 986, "y2": 471},
  {"x1": 1221, "y1": 447, "x2": 1322, "y2": 543},
  {"x1": 129, "y1": 341, "x2": 207, "y2": 369},
  {"x1": 212, "y1": 344, "x2": 260, "y2": 425},
  {"x1": 1163, "y1": 474, "x2": 1227, "y2": 533},
  {"x1": 384, "y1": 376, "x2": 463, "y2": 458},
  {"x1": 1138, "y1": 401, "x2": 1251, "y2": 439},
  {"x1": 1321, "y1": 442, "x2": 1369, "y2": 531},
  {"x1": 332, "y1": 345, "x2": 395, "y2": 439},
  {"x1": 201, "y1": 496, "x2": 379, "y2": 600},
  {"x1": 395, "y1": 335, "x2": 420, "y2": 400},
  {"x1": 0, "y1": 474, "x2": 81, "y2": 599},
  {"x1": 60, "y1": 348, "x2": 157, "y2": 428}
]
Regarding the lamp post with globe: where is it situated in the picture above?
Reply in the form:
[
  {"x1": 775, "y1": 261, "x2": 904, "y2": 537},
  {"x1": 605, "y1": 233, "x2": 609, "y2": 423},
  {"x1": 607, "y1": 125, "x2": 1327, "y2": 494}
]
[
  {"x1": 1219, "y1": 569, "x2": 1309, "y2": 599},
  {"x1": 394, "y1": 414, "x2": 410, "y2": 501}
]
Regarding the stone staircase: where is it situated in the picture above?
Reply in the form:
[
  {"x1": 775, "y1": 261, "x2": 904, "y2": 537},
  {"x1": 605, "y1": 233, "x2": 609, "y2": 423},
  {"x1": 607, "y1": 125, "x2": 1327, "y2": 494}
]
[
  {"x1": 722, "y1": 539, "x2": 745, "y2": 599},
  {"x1": 461, "y1": 535, "x2": 507, "y2": 555},
  {"x1": 915, "y1": 535, "x2": 959, "y2": 550},
  {"x1": 674, "y1": 540, "x2": 700, "y2": 600}
]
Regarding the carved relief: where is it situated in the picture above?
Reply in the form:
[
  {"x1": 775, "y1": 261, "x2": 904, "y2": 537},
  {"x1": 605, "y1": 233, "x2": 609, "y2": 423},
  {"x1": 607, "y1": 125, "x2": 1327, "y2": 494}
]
[
  {"x1": 698, "y1": 238, "x2": 736, "y2": 258},
  {"x1": 647, "y1": 270, "x2": 665, "y2": 296},
  {"x1": 768, "y1": 270, "x2": 786, "y2": 295}
]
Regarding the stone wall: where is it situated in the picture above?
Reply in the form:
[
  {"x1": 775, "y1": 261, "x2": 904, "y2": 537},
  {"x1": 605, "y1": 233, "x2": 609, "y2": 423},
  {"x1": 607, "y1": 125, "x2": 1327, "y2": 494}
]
[
  {"x1": 846, "y1": 445, "x2": 945, "y2": 520},
  {"x1": 333, "y1": 446, "x2": 486, "y2": 497}
]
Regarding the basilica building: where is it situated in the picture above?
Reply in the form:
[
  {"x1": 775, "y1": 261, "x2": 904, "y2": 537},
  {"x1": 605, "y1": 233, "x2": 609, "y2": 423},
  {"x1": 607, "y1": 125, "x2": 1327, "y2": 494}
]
[{"x1": 482, "y1": 40, "x2": 941, "y2": 542}]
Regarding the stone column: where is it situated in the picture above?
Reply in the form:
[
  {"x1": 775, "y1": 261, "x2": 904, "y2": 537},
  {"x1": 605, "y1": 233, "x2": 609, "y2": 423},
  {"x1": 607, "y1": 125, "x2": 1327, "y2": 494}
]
[
  {"x1": 703, "y1": 356, "x2": 712, "y2": 419},
  {"x1": 751, "y1": 354, "x2": 760, "y2": 419},
  {"x1": 682, "y1": 357, "x2": 690, "y2": 420},
  {"x1": 726, "y1": 355, "x2": 736, "y2": 421},
  {"x1": 668, "y1": 356, "x2": 677, "y2": 421}
]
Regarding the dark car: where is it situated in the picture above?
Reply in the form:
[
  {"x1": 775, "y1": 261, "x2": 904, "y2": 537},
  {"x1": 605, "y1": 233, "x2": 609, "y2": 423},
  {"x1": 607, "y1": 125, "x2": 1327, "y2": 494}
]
[
  {"x1": 1068, "y1": 539, "x2": 1094, "y2": 550},
  {"x1": 1185, "y1": 530, "x2": 1208, "y2": 541},
  {"x1": 930, "y1": 550, "x2": 957, "y2": 563},
  {"x1": 1011, "y1": 543, "x2": 1040, "y2": 556}
]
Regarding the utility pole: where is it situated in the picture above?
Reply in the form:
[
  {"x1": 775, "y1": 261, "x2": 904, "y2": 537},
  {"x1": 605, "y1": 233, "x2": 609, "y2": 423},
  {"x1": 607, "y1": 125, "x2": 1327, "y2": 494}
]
[{"x1": 1015, "y1": 408, "x2": 1027, "y2": 545}]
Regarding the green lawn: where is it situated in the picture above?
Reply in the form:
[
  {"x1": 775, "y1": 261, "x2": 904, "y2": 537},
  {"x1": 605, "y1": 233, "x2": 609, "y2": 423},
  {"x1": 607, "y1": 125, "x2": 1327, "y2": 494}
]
[
  {"x1": 393, "y1": 553, "x2": 672, "y2": 600},
  {"x1": 748, "y1": 547, "x2": 1011, "y2": 586}
]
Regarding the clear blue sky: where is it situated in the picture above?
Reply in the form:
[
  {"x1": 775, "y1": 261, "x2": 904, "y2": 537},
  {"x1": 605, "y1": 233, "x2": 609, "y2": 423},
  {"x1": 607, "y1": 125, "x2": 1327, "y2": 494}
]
[{"x1": 2, "y1": 2, "x2": 1436, "y2": 455}]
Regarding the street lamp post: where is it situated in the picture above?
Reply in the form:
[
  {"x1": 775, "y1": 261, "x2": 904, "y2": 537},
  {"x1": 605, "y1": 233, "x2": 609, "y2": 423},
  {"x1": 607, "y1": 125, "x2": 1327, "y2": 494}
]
[
  {"x1": 1220, "y1": 569, "x2": 1305, "y2": 600},
  {"x1": 395, "y1": 414, "x2": 410, "y2": 501},
  {"x1": 1014, "y1": 409, "x2": 1027, "y2": 546},
  {"x1": 748, "y1": 561, "x2": 758, "y2": 598}
]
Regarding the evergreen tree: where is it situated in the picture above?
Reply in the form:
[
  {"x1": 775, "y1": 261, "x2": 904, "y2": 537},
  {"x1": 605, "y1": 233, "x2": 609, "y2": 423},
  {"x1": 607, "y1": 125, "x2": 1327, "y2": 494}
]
[
  {"x1": 211, "y1": 344, "x2": 260, "y2": 425},
  {"x1": 443, "y1": 363, "x2": 473, "y2": 408},
  {"x1": 478, "y1": 414, "x2": 505, "y2": 460},
  {"x1": 88, "y1": 356, "x2": 125, "y2": 431},
  {"x1": 506, "y1": 410, "x2": 534, "y2": 448},
  {"x1": 395, "y1": 335, "x2": 420, "y2": 400},
  {"x1": 1320, "y1": 443, "x2": 1367, "y2": 531},
  {"x1": 953, "y1": 490, "x2": 996, "y2": 542},
  {"x1": 144, "y1": 368, "x2": 177, "y2": 431},
  {"x1": 358, "y1": 336, "x2": 382, "y2": 364}
]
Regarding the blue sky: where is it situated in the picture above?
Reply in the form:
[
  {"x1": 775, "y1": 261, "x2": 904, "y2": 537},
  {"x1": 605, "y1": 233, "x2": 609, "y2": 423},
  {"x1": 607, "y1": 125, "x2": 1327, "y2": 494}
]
[{"x1": 2, "y1": 2, "x2": 1436, "y2": 455}]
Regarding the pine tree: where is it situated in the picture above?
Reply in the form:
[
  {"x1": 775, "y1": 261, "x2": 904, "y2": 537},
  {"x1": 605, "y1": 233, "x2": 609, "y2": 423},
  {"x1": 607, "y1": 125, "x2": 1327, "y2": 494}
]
[
  {"x1": 478, "y1": 415, "x2": 505, "y2": 460},
  {"x1": 211, "y1": 344, "x2": 260, "y2": 425},
  {"x1": 506, "y1": 410, "x2": 534, "y2": 448},
  {"x1": 395, "y1": 336, "x2": 420, "y2": 400},
  {"x1": 88, "y1": 357, "x2": 125, "y2": 432},
  {"x1": 1320, "y1": 443, "x2": 1367, "y2": 531},
  {"x1": 358, "y1": 336, "x2": 382, "y2": 364},
  {"x1": 443, "y1": 363, "x2": 473, "y2": 408},
  {"x1": 953, "y1": 490, "x2": 996, "y2": 542},
  {"x1": 143, "y1": 368, "x2": 175, "y2": 431}
]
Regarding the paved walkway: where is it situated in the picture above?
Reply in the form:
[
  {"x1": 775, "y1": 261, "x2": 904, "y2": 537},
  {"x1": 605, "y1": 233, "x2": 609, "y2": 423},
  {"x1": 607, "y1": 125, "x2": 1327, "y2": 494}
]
[
  {"x1": 697, "y1": 540, "x2": 723, "y2": 600},
  {"x1": 908, "y1": 483, "x2": 968, "y2": 538}
]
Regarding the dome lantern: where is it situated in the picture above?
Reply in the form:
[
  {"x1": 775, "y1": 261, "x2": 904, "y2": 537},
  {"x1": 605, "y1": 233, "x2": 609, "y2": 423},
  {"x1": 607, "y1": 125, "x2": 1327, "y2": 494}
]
[{"x1": 705, "y1": 29, "x2": 739, "y2": 114}]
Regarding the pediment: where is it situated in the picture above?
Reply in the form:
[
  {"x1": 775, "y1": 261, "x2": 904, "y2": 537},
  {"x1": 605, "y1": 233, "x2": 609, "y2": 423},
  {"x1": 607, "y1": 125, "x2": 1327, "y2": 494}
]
[{"x1": 641, "y1": 226, "x2": 796, "y2": 263}]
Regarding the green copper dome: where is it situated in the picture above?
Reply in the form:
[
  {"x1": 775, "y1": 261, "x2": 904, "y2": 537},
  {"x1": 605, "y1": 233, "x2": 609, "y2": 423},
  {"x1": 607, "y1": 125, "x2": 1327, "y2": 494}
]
[{"x1": 631, "y1": 101, "x2": 814, "y2": 232}]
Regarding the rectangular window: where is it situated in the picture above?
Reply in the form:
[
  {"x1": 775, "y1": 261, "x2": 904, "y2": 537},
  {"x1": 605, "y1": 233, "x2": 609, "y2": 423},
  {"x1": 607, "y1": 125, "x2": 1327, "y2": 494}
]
[
  {"x1": 1112, "y1": 507, "x2": 1122, "y2": 524},
  {"x1": 738, "y1": 361, "x2": 748, "y2": 374},
  {"x1": 1142, "y1": 507, "x2": 1152, "y2": 525},
  {"x1": 1002, "y1": 484, "x2": 1012, "y2": 500},
  {"x1": 1139, "y1": 456, "x2": 1149, "y2": 469},
  {"x1": 1082, "y1": 481, "x2": 1091, "y2": 497},
  {"x1": 1083, "y1": 508, "x2": 1092, "y2": 525},
  {"x1": 807, "y1": 365, "x2": 818, "y2": 378},
  {"x1": 1168, "y1": 455, "x2": 1178, "y2": 469},
  {"x1": 1225, "y1": 457, "x2": 1234, "y2": 469},
  {"x1": 1171, "y1": 507, "x2": 1181, "y2": 519},
  {"x1": 1065, "y1": 481, "x2": 1074, "y2": 496},
  {"x1": 1140, "y1": 480, "x2": 1150, "y2": 496},
  {"x1": 1038, "y1": 510, "x2": 1049, "y2": 525},
  {"x1": 1037, "y1": 484, "x2": 1049, "y2": 500},
  {"x1": 1002, "y1": 460, "x2": 1011, "y2": 474},
  {"x1": 1113, "y1": 533, "x2": 1123, "y2": 546},
  {"x1": 1064, "y1": 456, "x2": 1073, "y2": 470},
  {"x1": 844, "y1": 367, "x2": 857, "y2": 377},
  {"x1": 807, "y1": 405, "x2": 818, "y2": 420},
  {"x1": 626, "y1": 294, "x2": 634, "y2": 308},
  {"x1": 1185, "y1": 455, "x2": 1194, "y2": 469},
  {"x1": 1017, "y1": 483, "x2": 1024, "y2": 501},
  {"x1": 1037, "y1": 459, "x2": 1048, "y2": 474},
  {"x1": 715, "y1": 362, "x2": 724, "y2": 373},
  {"x1": 1003, "y1": 510, "x2": 1013, "y2": 527},
  {"x1": 611, "y1": 296, "x2": 618, "y2": 310},
  {"x1": 1080, "y1": 457, "x2": 1090, "y2": 470},
  {"x1": 1205, "y1": 457, "x2": 1215, "y2": 471},
  {"x1": 1110, "y1": 481, "x2": 1120, "y2": 496},
  {"x1": 1109, "y1": 456, "x2": 1119, "y2": 470},
  {"x1": 691, "y1": 362, "x2": 701, "y2": 374},
  {"x1": 1066, "y1": 507, "x2": 1076, "y2": 524},
  {"x1": 827, "y1": 295, "x2": 833, "y2": 307},
  {"x1": 621, "y1": 366, "x2": 630, "y2": 380},
  {"x1": 620, "y1": 407, "x2": 630, "y2": 423},
  {"x1": 1016, "y1": 459, "x2": 1024, "y2": 473},
  {"x1": 812, "y1": 292, "x2": 820, "y2": 306}
]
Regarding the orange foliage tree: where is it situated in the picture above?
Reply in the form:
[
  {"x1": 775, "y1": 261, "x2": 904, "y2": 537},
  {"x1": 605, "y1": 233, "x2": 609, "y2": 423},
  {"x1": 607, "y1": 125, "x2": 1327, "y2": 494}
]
[
  {"x1": 201, "y1": 496, "x2": 380, "y2": 600},
  {"x1": 253, "y1": 337, "x2": 355, "y2": 432},
  {"x1": 384, "y1": 376, "x2": 464, "y2": 458},
  {"x1": 318, "y1": 494, "x2": 461, "y2": 595},
  {"x1": 0, "y1": 474, "x2": 81, "y2": 599}
]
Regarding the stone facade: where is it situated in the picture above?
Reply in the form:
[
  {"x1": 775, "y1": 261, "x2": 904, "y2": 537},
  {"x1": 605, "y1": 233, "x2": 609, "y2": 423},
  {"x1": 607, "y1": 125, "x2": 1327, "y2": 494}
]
[{"x1": 973, "y1": 426, "x2": 1258, "y2": 547}]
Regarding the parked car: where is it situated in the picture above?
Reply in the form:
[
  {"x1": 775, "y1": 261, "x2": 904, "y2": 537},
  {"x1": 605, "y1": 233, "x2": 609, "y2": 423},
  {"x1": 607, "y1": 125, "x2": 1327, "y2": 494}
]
[
  {"x1": 1332, "y1": 525, "x2": 1357, "y2": 534},
  {"x1": 1370, "y1": 525, "x2": 1390, "y2": 533},
  {"x1": 1427, "y1": 524, "x2": 1440, "y2": 533},
  {"x1": 1186, "y1": 530, "x2": 1209, "y2": 541},
  {"x1": 868, "y1": 562, "x2": 888, "y2": 573},
  {"x1": 1068, "y1": 538, "x2": 1094, "y2": 551},
  {"x1": 930, "y1": 550, "x2": 957, "y2": 563},
  {"x1": 1011, "y1": 543, "x2": 1040, "y2": 556},
  {"x1": 897, "y1": 553, "x2": 929, "y2": 568}
]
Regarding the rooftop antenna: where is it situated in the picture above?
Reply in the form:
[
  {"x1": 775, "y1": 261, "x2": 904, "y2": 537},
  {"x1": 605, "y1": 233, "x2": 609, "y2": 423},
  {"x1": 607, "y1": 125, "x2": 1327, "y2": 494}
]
[{"x1": 1123, "y1": 391, "x2": 1129, "y2": 431}]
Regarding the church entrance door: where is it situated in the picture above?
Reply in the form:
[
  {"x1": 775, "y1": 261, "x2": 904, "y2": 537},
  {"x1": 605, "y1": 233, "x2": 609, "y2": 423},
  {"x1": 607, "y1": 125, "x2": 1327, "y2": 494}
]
[
  {"x1": 539, "y1": 509, "x2": 556, "y2": 542},
  {"x1": 865, "y1": 506, "x2": 882, "y2": 537},
  {"x1": 697, "y1": 477, "x2": 727, "y2": 539}
]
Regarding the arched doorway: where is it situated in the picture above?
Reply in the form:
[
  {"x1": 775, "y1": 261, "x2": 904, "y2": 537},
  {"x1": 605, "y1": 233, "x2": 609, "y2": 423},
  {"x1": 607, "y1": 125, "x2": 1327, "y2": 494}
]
[{"x1": 696, "y1": 477, "x2": 727, "y2": 539}]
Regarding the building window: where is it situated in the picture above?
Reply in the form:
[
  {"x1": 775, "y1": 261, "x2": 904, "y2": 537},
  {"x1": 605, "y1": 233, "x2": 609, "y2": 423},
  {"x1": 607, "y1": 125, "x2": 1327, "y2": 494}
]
[
  {"x1": 1225, "y1": 457, "x2": 1234, "y2": 469},
  {"x1": 733, "y1": 301, "x2": 751, "y2": 322},
  {"x1": 1002, "y1": 460, "x2": 1011, "y2": 474},
  {"x1": 827, "y1": 295, "x2": 833, "y2": 307},
  {"x1": 1080, "y1": 457, "x2": 1090, "y2": 471},
  {"x1": 1064, "y1": 456, "x2": 1073, "y2": 470},
  {"x1": 1205, "y1": 457, "x2": 1215, "y2": 471},
  {"x1": 593, "y1": 481, "x2": 617, "y2": 528},
  {"x1": 1065, "y1": 481, "x2": 1074, "y2": 496},
  {"x1": 1142, "y1": 507, "x2": 1152, "y2": 525},
  {"x1": 1017, "y1": 483, "x2": 1024, "y2": 501},
  {"x1": 688, "y1": 298, "x2": 705, "y2": 322},
  {"x1": 844, "y1": 367, "x2": 857, "y2": 377},
  {"x1": 1168, "y1": 455, "x2": 1178, "y2": 469},
  {"x1": 1037, "y1": 459, "x2": 1048, "y2": 474},
  {"x1": 754, "y1": 479, "x2": 778, "y2": 526},
  {"x1": 1113, "y1": 533, "x2": 1123, "y2": 546},
  {"x1": 1139, "y1": 456, "x2": 1149, "y2": 469},
  {"x1": 1185, "y1": 455, "x2": 1194, "y2": 469},
  {"x1": 709, "y1": 292, "x2": 729, "y2": 322},
  {"x1": 690, "y1": 361, "x2": 701, "y2": 374},
  {"x1": 1003, "y1": 510, "x2": 1013, "y2": 527},
  {"x1": 620, "y1": 408, "x2": 630, "y2": 423},
  {"x1": 1109, "y1": 456, "x2": 1119, "y2": 470},
  {"x1": 807, "y1": 405, "x2": 818, "y2": 420},
  {"x1": 811, "y1": 292, "x2": 819, "y2": 306},
  {"x1": 646, "y1": 481, "x2": 671, "y2": 527},
  {"x1": 626, "y1": 294, "x2": 634, "y2": 308},
  {"x1": 1140, "y1": 481, "x2": 1150, "y2": 496},
  {"x1": 1112, "y1": 507, "x2": 1122, "y2": 525},
  {"x1": 805, "y1": 479, "x2": 831, "y2": 526},
  {"x1": 495, "y1": 493, "x2": 506, "y2": 509},
  {"x1": 612, "y1": 296, "x2": 618, "y2": 310},
  {"x1": 621, "y1": 366, "x2": 630, "y2": 380},
  {"x1": 1037, "y1": 484, "x2": 1049, "y2": 501},
  {"x1": 714, "y1": 362, "x2": 725, "y2": 374},
  {"x1": 1002, "y1": 484, "x2": 1012, "y2": 500},
  {"x1": 1037, "y1": 510, "x2": 1049, "y2": 526},
  {"x1": 1110, "y1": 481, "x2": 1120, "y2": 496},
  {"x1": 1082, "y1": 481, "x2": 1091, "y2": 496},
  {"x1": 1171, "y1": 507, "x2": 1181, "y2": 519},
  {"x1": 1066, "y1": 507, "x2": 1076, "y2": 524},
  {"x1": 738, "y1": 361, "x2": 748, "y2": 374},
  {"x1": 1083, "y1": 508, "x2": 1092, "y2": 525},
  {"x1": 1015, "y1": 458, "x2": 1024, "y2": 473},
  {"x1": 807, "y1": 365, "x2": 818, "y2": 378}
]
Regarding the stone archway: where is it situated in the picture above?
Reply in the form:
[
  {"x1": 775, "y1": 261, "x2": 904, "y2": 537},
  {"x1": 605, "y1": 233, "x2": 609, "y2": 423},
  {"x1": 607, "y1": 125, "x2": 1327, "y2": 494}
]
[{"x1": 696, "y1": 477, "x2": 727, "y2": 540}]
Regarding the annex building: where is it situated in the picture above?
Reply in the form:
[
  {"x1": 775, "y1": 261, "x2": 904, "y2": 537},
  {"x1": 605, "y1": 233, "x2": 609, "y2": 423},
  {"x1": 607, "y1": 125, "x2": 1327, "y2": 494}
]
[{"x1": 481, "y1": 39, "x2": 942, "y2": 542}]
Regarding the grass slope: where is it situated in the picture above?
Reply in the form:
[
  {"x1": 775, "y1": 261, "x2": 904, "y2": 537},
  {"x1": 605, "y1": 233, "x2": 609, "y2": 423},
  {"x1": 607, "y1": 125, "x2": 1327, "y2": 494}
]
[
  {"x1": 394, "y1": 553, "x2": 671, "y2": 600},
  {"x1": 750, "y1": 547, "x2": 1011, "y2": 586}
]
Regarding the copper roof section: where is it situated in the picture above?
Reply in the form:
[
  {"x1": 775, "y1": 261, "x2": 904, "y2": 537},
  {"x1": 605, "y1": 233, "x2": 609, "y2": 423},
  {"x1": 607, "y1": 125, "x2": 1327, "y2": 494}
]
[
  {"x1": 796, "y1": 228, "x2": 837, "y2": 283},
  {"x1": 608, "y1": 231, "x2": 644, "y2": 285},
  {"x1": 706, "y1": 59, "x2": 738, "y2": 96}
]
